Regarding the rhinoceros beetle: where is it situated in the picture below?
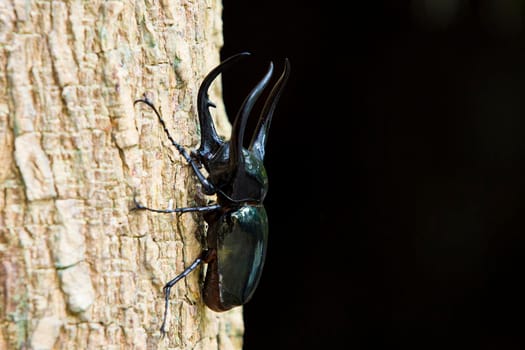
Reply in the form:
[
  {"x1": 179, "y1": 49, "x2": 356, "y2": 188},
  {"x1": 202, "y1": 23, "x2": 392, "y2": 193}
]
[{"x1": 133, "y1": 52, "x2": 290, "y2": 334}]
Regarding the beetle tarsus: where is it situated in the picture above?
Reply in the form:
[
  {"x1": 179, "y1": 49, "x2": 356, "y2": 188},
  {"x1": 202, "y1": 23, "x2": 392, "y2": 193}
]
[{"x1": 160, "y1": 255, "x2": 206, "y2": 334}]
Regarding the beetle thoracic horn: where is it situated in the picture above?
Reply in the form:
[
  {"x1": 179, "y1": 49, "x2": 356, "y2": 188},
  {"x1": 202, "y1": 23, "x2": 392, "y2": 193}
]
[
  {"x1": 229, "y1": 62, "x2": 274, "y2": 172},
  {"x1": 196, "y1": 52, "x2": 251, "y2": 157},
  {"x1": 249, "y1": 59, "x2": 291, "y2": 160}
]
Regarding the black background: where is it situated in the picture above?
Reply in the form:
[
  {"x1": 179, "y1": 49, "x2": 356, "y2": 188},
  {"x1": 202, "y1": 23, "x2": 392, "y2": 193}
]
[{"x1": 221, "y1": 1, "x2": 525, "y2": 349}]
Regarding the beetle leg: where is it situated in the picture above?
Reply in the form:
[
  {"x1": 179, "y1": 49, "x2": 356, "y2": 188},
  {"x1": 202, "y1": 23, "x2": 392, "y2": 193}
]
[
  {"x1": 131, "y1": 194, "x2": 221, "y2": 214},
  {"x1": 134, "y1": 98, "x2": 219, "y2": 195},
  {"x1": 160, "y1": 250, "x2": 211, "y2": 335}
]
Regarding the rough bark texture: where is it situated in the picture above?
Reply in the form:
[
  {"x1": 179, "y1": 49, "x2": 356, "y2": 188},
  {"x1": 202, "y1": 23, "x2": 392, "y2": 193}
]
[{"x1": 0, "y1": 1, "x2": 244, "y2": 349}]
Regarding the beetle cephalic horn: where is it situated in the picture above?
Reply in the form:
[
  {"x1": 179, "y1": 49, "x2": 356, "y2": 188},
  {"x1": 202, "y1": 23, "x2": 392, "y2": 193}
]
[
  {"x1": 249, "y1": 59, "x2": 291, "y2": 160},
  {"x1": 197, "y1": 52, "x2": 251, "y2": 157},
  {"x1": 229, "y1": 62, "x2": 275, "y2": 171}
]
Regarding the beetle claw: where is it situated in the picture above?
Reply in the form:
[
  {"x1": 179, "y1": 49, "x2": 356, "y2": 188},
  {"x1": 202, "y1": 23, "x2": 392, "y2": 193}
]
[{"x1": 131, "y1": 194, "x2": 145, "y2": 211}]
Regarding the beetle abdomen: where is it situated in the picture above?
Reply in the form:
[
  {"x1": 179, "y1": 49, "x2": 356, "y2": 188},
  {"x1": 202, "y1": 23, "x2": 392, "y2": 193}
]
[{"x1": 204, "y1": 205, "x2": 268, "y2": 311}]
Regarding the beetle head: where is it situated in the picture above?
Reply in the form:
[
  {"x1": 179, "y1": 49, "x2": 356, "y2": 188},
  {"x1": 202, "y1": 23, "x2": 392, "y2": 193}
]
[{"x1": 194, "y1": 53, "x2": 290, "y2": 203}]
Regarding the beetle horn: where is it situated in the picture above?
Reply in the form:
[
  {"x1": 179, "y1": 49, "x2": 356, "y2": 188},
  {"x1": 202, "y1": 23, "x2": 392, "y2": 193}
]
[
  {"x1": 249, "y1": 59, "x2": 290, "y2": 160},
  {"x1": 229, "y1": 62, "x2": 275, "y2": 171},
  {"x1": 196, "y1": 52, "x2": 251, "y2": 156}
]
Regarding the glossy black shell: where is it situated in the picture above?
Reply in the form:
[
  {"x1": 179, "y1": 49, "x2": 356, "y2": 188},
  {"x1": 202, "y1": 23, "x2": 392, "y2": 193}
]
[{"x1": 203, "y1": 205, "x2": 268, "y2": 311}]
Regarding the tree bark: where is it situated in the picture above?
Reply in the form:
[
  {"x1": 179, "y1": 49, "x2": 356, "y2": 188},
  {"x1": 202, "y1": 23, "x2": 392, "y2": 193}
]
[{"x1": 0, "y1": 1, "x2": 243, "y2": 349}]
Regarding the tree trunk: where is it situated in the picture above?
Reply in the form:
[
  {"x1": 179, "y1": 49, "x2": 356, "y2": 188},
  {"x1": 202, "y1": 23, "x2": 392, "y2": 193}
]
[{"x1": 0, "y1": 1, "x2": 243, "y2": 349}]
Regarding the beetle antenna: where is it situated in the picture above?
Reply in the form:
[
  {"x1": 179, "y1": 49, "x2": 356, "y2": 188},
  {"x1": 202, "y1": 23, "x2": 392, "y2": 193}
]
[
  {"x1": 229, "y1": 62, "x2": 274, "y2": 172},
  {"x1": 196, "y1": 52, "x2": 251, "y2": 157},
  {"x1": 249, "y1": 59, "x2": 290, "y2": 160}
]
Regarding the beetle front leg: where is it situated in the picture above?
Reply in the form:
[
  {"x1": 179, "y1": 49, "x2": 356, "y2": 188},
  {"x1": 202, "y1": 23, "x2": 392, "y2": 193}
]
[{"x1": 134, "y1": 98, "x2": 219, "y2": 195}]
